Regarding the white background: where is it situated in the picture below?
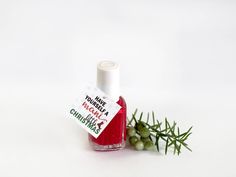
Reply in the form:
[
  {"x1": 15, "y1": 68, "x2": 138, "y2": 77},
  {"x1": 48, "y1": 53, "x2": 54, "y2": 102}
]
[{"x1": 0, "y1": 0, "x2": 236, "y2": 177}]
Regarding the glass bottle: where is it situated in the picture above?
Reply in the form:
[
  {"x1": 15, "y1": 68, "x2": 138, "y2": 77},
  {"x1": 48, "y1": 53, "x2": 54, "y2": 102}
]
[{"x1": 88, "y1": 61, "x2": 126, "y2": 151}]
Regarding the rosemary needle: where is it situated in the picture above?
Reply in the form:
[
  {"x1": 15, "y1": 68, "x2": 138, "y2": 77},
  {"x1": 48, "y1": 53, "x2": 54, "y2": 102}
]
[{"x1": 127, "y1": 109, "x2": 192, "y2": 155}]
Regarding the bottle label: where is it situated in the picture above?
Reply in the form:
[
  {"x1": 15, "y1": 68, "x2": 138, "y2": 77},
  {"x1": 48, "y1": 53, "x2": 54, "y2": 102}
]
[{"x1": 68, "y1": 85, "x2": 121, "y2": 138}]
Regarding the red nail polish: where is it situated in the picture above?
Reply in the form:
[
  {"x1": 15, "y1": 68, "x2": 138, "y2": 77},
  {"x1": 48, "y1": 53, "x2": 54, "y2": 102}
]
[{"x1": 88, "y1": 61, "x2": 127, "y2": 151}]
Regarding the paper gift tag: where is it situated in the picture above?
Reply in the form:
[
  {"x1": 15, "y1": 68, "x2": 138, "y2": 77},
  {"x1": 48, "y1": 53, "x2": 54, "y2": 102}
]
[{"x1": 68, "y1": 85, "x2": 121, "y2": 138}]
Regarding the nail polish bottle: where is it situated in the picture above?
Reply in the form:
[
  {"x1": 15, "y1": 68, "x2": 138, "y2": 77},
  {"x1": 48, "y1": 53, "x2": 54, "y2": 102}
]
[{"x1": 88, "y1": 61, "x2": 127, "y2": 151}]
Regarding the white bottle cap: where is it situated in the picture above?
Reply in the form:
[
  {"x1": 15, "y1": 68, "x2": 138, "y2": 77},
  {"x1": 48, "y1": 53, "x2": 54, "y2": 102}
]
[{"x1": 97, "y1": 61, "x2": 120, "y2": 101}]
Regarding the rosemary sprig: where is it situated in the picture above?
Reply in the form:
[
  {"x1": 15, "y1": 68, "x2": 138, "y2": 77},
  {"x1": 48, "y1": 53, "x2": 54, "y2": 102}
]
[{"x1": 127, "y1": 109, "x2": 192, "y2": 155}]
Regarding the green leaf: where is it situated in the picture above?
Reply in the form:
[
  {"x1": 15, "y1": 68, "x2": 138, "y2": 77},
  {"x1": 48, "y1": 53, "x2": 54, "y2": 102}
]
[
  {"x1": 155, "y1": 135, "x2": 160, "y2": 152},
  {"x1": 179, "y1": 140, "x2": 192, "y2": 152},
  {"x1": 165, "y1": 138, "x2": 169, "y2": 155},
  {"x1": 160, "y1": 136, "x2": 167, "y2": 142},
  {"x1": 146, "y1": 112, "x2": 150, "y2": 124},
  {"x1": 181, "y1": 132, "x2": 192, "y2": 141},
  {"x1": 177, "y1": 144, "x2": 181, "y2": 155},
  {"x1": 139, "y1": 112, "x2": 143, "y2": 121},
  {"x1": 182, "y1": 143, "x2": 192, "y2": 152},
  {"x1": 128, "y1": 113, "x2": 137, "y2": 126},
  {"x1": 168, "y1": 122, "x2": 176, "y2": 137},
  {"x1": 168, "y1": 139, "x2": 175, "y2": 147},
  {"x1": 134, "y1": 108, "x2": 138, "y2": 116},
  {"x1": 156, "y1": 119, "x2": 162, "y2": 130},
  {"x1": 165, "y1": 118, "x2": 168, "y2": 133},
  {"x1": 150, "y1": 122, "x2": 162, "y2": 130},
  {"x1": 178, "y1": 126, "x2": 192, "y2": 138},
  {"x1": 152, "y1": 111, "x2": 155, "y2": 125},
  {"x1": 172, "y1": 121, "x2": 176, "y2": 133}
]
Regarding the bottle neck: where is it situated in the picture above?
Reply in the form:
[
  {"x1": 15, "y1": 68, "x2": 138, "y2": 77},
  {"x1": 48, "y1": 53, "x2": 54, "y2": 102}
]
[{"x1": 97, "y1": 82, "x2": 120, "y2": 102}]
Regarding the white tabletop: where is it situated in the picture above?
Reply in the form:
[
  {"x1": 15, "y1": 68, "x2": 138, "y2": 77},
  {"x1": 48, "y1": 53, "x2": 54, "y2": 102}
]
[{"x1": 0, "y1": 85, "x2": 235, "y2": 177}]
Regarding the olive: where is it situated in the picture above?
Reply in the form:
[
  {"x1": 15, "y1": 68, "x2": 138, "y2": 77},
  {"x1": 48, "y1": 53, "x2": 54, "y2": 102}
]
[
  {"x1": 127, "y1": 127, "x2": 136, "y2": 137},
  {"x1": 141, "y1": 137, "x2": 150, "y2": 143},
  {"x1": 139, "y1": 127, "x2": 150, "y2": 138},
  {"x1": 136, "y1": 121, "x2": 146, "y2": 131},
  {"x1": 144, "y1": 140, "x2": 155, "y2": 150},
  {"x1": 129, "y1": 136, "x2": 139, "y2": 146},
  {"x1": 135, "y1": 140, "x2": 144, "y2": 151}
]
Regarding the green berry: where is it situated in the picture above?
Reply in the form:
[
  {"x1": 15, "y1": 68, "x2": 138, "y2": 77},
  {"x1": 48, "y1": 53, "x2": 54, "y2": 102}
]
[
  {"x1": 139, "y1": 127, "x2": 150, "y2": 138},
  {"x1": 127, "y1": 127, "x2": 136, "y2": 137},
  {"x1": 129, "y1": 136, "x2": 138, "y2": 146},
  {"x1": 144, "y1": 140, "x2": 155, "y2": 150},
  {"x1": 136, "y1": 121, "x2": 146, "y2": 131},
  {"x1": 141, "y1": 137, "x2": 150, "y2": 143},
  {"x1": 135, "y1": 140, "x2": 144, "y2": 151}
]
